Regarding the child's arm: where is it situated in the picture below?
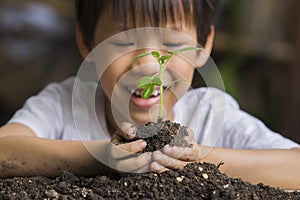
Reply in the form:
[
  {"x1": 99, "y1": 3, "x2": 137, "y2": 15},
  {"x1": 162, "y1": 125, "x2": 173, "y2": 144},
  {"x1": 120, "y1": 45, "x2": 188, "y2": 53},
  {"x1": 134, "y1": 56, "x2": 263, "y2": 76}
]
[
  {"x1": 0, "y1": 123, "x2": 151, "y2": 178},
  {"x1": 151, "y1": 134, "x2": 300, "y2": 190},
  {"x1": 203, "y1": 146, "x2": 300, "y2": 190}
]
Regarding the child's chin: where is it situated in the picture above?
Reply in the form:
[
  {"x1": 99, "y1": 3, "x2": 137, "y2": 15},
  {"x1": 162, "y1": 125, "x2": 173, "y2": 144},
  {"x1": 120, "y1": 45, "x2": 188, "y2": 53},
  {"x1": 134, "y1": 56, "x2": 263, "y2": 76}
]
[{"x1": 129, "y1": 111, "x2": 154, "y2": 125}]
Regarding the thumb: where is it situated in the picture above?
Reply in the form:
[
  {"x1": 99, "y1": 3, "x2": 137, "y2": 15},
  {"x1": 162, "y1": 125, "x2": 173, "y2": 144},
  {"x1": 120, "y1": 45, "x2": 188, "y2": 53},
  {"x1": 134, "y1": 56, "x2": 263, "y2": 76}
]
[
  {"x1": 111, "y1": 139, "x2": 147, "y2": 159},
  {"x1": 115, "y1": 122, "x2": 137, "y2": 140}
]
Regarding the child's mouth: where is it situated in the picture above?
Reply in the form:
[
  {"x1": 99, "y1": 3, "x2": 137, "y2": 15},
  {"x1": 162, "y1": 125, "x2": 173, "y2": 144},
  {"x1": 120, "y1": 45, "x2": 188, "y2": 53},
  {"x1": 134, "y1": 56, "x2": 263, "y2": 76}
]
[{"x1": 126, "y1": 86, "x2": 166, "y2": 108}]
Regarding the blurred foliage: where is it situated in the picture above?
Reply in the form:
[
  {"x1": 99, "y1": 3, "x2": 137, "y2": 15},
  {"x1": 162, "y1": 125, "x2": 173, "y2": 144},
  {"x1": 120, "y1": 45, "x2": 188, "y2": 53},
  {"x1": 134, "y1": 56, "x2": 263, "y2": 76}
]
[
  {"x1": 211, "y1": 0, "x2": 300, "y2": 142},
  {"x1": 0, "y1": 0, "x2": 81, "y2": 125}
]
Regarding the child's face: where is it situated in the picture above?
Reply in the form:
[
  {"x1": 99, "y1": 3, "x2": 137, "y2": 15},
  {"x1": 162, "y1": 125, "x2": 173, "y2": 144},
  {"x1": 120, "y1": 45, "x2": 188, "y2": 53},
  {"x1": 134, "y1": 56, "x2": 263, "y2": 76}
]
[{"x1": 78, "y1": 9, "x2": 213, "y2": 126}]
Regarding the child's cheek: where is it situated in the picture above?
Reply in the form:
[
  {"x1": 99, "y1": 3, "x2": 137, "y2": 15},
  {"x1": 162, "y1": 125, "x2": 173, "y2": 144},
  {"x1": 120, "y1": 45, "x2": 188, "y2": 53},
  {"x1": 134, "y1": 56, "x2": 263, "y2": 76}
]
[
  {"x1": 168, "y1": 58, "x2": 194, "y2": 81},
  {"x1": 99, "y1": 67, "x2": 118, "y2": 99}
]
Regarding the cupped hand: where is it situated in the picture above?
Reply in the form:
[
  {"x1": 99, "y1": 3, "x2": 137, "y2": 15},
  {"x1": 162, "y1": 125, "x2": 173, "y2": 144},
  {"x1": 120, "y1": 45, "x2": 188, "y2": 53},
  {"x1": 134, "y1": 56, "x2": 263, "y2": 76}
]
[
  {"x1": 107, "y1": 122, "x2": 152, "y2": 173},
  {"x1": 151, "y1": 128, "x2": 201, "y2": 173},
  {"x1": 111, "y1": 122, "x2": 137, "y2": 144}
]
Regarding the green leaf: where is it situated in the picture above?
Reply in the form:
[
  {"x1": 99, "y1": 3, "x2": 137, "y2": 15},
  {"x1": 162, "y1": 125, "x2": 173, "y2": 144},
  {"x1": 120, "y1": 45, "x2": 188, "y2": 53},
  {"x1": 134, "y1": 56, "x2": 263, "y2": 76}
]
[
  {"x1": 179, "y1": 47, "x2": 203, "y2": 52},
  {"x1": 151, "y1": 75, "x2": 162, "y2": 86},
  {"x1": 160, "y1": 55, "x2": 172, "y2": 61},
  {"x1": 137, "y1": 75, "x2": 162, "y2": 89},
  {"x1": 137, "y1": 76, "x2": 152, "y2": 88},
  {"x1": 132, "y1": 52, "x2": 151, "y2": 62},
  {"x1": 158, "y1": 55, "x2": 172, "y2": 65},
  {"x1": 151, "y1": 51, "x2": 160, "y2": 58},
  {"x1": 158, "y1": 58, "x2": 165, "y2": 65},
  {"x1": 168, "y1": 47, "x2": 202, "y2": 54},
  {"x1": 141, "y1": 84, "x2": 154, "y2": 99},
  {"x1": 168, "y1": 49, "x2": 181, "y2": 54}
]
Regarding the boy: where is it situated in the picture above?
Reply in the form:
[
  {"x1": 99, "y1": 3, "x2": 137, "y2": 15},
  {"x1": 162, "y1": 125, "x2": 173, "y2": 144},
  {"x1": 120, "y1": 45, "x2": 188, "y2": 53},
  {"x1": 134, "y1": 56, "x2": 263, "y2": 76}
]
[{"x1": 0, "y1": 0, "x2": 300, "y2": 190}]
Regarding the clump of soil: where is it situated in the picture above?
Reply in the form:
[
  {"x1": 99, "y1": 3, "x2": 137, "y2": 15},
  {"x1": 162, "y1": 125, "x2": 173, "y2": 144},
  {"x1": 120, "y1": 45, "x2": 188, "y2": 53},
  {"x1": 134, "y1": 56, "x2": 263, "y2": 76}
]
[
  {"x1": 0, "y1": 162, "x2": 299, "y2": 199},
  {"x1": 135, "y1": 119, "x2": 191, "y2": 153}
]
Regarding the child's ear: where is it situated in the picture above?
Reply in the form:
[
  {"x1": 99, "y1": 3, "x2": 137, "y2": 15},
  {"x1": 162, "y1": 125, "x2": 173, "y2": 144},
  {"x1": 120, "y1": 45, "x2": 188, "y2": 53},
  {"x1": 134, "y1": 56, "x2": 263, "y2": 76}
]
[
  {"x1": 195, "y1": 26, "x2": 215, "y2": 67},
  {"x1": 75, "y1": 24, "x2": 92, "y2": 60}
]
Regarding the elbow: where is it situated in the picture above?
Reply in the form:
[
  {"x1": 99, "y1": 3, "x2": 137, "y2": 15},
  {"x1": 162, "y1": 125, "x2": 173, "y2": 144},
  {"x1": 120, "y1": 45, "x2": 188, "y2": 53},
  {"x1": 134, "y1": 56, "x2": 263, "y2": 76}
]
[{"x1": 291, "y1": 147, "x2": 300, "y2": 152}]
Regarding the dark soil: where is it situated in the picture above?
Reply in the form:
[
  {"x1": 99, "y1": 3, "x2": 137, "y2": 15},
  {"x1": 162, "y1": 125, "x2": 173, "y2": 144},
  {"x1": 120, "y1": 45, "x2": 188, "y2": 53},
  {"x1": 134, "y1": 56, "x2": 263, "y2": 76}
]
[
  {"x1": 1, "y1": 120, "x2": 299, "y2": 199},
  {"x1": 0, "y1": 162, "x2": 299, "y2": 199},
  {"x1": 135, "y1": 119, "x2": 191, "y2": 153}
]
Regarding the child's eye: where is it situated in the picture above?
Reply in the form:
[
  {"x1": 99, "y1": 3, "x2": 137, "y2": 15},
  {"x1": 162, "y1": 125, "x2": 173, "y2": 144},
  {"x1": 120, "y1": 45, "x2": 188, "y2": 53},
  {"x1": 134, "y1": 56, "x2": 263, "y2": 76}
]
[
  {"x1": 110, "y1": 42, "x2": 134, "y2": 47},
  {"x1": 163, "y1": 43, "x2": 183, "y2": 48}
]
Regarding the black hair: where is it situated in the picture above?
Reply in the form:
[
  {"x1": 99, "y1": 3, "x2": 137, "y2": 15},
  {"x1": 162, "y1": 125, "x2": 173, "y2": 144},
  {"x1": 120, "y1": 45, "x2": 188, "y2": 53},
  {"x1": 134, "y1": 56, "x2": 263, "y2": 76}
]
[{"x1": 76, "y1": 0, "x2": 219, "y2": 48}]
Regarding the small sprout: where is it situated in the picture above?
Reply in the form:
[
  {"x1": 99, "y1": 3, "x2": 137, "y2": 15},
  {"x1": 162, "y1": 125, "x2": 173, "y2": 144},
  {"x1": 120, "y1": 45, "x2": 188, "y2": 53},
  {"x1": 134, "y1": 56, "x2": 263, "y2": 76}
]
[
  {"x1": 198, "y1": 166, "x2": 203, "y2": 172},
  {"x1": 133, "y1": 47, "x2": 202, "y2": 120}
]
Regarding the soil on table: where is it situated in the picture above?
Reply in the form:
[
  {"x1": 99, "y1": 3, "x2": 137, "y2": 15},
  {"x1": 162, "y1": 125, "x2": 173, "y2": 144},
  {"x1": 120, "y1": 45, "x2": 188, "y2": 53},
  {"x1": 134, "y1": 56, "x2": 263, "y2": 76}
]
[{"x1": 0, "y1": 120, "x2": 299, "y2": 199}]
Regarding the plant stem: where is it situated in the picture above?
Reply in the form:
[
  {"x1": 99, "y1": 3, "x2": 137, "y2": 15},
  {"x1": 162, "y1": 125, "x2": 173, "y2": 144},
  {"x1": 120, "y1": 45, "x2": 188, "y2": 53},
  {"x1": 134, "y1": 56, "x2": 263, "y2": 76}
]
[{"x1": 158, "y1": 63, "x2": 164, "y2": 119}]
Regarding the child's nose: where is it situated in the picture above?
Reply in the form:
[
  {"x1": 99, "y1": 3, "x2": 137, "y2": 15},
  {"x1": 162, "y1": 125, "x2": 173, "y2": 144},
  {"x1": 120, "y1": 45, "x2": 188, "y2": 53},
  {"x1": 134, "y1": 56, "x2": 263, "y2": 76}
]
[{"x1": 131, "y1": 53, "x2": 160, "y2": 76}]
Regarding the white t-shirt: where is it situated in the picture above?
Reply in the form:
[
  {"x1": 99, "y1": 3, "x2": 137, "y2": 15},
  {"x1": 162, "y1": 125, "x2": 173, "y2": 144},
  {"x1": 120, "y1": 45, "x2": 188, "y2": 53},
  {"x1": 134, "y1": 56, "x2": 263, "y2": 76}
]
[{"x1": 8, "y1": 77, "x2": 299, "y2": 149}]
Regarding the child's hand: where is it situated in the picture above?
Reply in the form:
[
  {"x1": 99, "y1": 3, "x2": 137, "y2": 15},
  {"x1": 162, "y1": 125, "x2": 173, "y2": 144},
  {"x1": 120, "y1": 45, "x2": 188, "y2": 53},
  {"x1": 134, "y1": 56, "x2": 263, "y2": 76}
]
[
  {"x1": 107, "y1": 122, "x2": 152, "y2": 173},
  {"x1": 111, "y1": 122, "x2": 137, "y2": 144},
  {"x1": 151, "y1": 128, "x2": 201, "y2": 173}
]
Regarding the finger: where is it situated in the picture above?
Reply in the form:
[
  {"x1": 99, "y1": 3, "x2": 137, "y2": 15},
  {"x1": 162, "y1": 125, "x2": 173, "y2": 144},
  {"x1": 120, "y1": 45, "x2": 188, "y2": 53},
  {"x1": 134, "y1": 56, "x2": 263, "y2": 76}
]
[
  {"x1": 179, "y1": 127, "x2": 195, "y2": 149},
  {"x1": 133, "y1": 162, "x2": 151, "y2": 174},
  {"x1": 162, "y1": 141, "x2": 200, "y2": 162},
  {"x1": 115, "y1": 122, "x2": 137, "y2": 140},
  {"x1": 111, "y1": 134, "x2": 122, "y2": 144},
  {"x1": 152, "y1": 150, "x2": 188, "y2": 170},
  {"x1": 111, "y1": 140, "x2": 147, "y2": 159},
  {"x1": 115, "y1": 152, "x2": 152, "y2": 173},
  {"x1": 184, "y1": 127, "x2": 195, "y2": 141},
  {"x1": 119, "y1": 139, "x2": 147, "y2": 152},
  {"x1": 150, "y1": 161, "x2": 169, "y2": 173},
  {"x1": 109, "y1": 142, "x2": 136, "y2": 159}
]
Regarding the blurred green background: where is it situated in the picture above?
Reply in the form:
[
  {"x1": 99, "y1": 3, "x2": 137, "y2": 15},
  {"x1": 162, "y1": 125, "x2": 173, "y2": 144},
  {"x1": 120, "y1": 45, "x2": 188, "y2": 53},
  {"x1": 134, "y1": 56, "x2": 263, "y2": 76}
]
[{"x1": 0, "y1": 0, "x2": 299, "y2": 143}]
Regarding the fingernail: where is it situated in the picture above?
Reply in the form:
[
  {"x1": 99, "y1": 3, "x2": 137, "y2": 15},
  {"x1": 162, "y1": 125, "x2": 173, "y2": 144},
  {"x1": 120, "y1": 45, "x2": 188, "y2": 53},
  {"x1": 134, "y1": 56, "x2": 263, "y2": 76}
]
[
  {"x1": 139, "y1": 141, "x2": 147, "y2": 149},
  {"x1": 128, "y1": 126, "x2": 136, "y2": 136},
  {"x1": 121, "y1": 122, "x2": 136, "y2": 135},
  {"x1": 127, "y1": 124, "x2": 136, "y2": 135}
]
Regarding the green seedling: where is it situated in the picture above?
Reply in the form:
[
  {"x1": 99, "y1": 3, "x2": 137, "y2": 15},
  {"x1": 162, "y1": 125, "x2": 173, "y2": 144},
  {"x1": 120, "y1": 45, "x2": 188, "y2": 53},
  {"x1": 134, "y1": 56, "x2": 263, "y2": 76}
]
[{"x1": 133, "y1": 47, "x2": 202, "y2": 119}]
